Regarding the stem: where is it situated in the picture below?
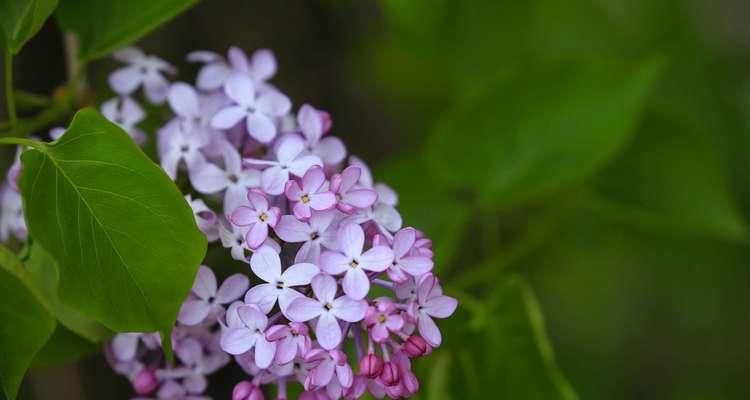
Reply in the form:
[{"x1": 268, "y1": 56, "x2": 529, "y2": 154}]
[
  {"x1": 64, "y1": 33, "x2": 88, "y2": 102},
  {"x1": 4, "y1": 48, "x2": 17, "y2": 131},
  {"x1": 0, "y1": 136, "x2": 43, "y2": 149}
]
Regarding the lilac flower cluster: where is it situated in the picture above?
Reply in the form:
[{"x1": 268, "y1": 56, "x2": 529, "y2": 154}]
[{"x1": 0, "y1": 45, "x2": 458, "y2": 400}]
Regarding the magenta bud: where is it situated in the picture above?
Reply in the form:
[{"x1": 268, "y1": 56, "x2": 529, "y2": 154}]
[
  {"x1": 233, "y1": 381, "x2": 264, "y2": 400},
  {"x1": 132, "y1": 369, "x2": 158, "y2": 395},
  {"x1": 380, "y1": 361, "x2": 400, "y2": 387},
  {"x1": 359, "y1": 353, "x2": 384, "y2": 378},
  {"x1": 403, "y1": 335, "x2": 430, "y2": 358}
]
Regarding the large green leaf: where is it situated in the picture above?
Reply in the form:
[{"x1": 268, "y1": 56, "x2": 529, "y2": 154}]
[
  {"x1": 32, "y1": 324, "x2": 99, "y2": 366},
  {"x1": 18, "y1": 108, "x2": 206, "y2": 338},
  {"x1": 0, "y1": 0, "x2": 58, "y2": 54},
  {"x1": 426, "y1": 58, "x2": 662, "y2": 207},
  {"x1": 0, "y1": 244, "x2": 56, "y2": 400},
  {"x1": 55, "y1": 0, "x2": 197, "y2": 61},
  {"x1": 590, "y1": 112, "x2": 747, "y2": 241},
  {"x1": 25, "y1": 243, "x2": 111, "y2": 343},
  {"x1": 441, "y1": 275, "x2": 577, "y2": 399}
]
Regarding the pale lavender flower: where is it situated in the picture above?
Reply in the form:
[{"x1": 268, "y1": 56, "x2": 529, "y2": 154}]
[
  {"x1": 178, "y1": 266, "x2": 249, "y2": 325},
  {"x1": 220, "y1": 304, "x2": 277, "y2": 368},
  {"x1": 219, "y1": 222, "x2": 282, "y2": 262},
  {"x1": 158, "y1": 123, "x2": 209, "y2": 180},
  {"x1": 265, "y1": 322, "x2": 312, "y2": 365},
  {"x1": 101, "y1": 96, "x2": 147, "y2": 144},
  {"x1": 109, "y1": 47, "x2": 176, "y2": 104},
  {"x1": 303, "y1": 348, "x2": 353, "y2": 395},
  {"x1": 0, "y1": 184, "x2": 26, "y2": 242},
  {"x1": 189, "y1": 47, "x2": 277, "y2": 93},
  {"x1": 319, "y1": 223, "x2": 393, "y2": 300},
  {"x1": 286, "y1": 274, "x2": 368, "y2": 350},
  {"x1": 244, "y1": 135, "x2": 322, "y2": 195},
  {"x1": 210, "y1": 74, "x2": 290, "y2": 143},
  {"x1": 190, "y1": 140, "x2": 261, "y2": 214},
  {"x1": 185, "y1": 195, "x2": 219, "y2": 242},
  {"x1": 297, "y1": 104, "x2": 346, "y2": 165},
  {"x1": 243, "y1": 246, "x2": 319, "y2": 315},
  {"x1": 274, "y1": 210, "x2": 339, "y2": 264},
  {"x1": 364, "y1": 298, "x2": 404, "y2": 343},
  {"x1": 407, "y1": 274, "x2": 457, "y2": 347}
]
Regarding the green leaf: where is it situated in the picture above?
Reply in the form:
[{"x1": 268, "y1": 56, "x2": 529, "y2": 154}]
[
  {"x1": 17, "y1": 108, "x2": 206, "y2": 339},
  {"x1": 0, "y1": 0, "x2": 58, "y2": 54},
  {"x1": 55, "y1": 0, "x2": 197, "y2": 61},
  {"x1": 590, "y1": 112, "x2": 748, "y2": 241},
  {"x1": 25, "y1": 243, "x2": 111, "y2": 343},
  {"x1": 0, "y1": 244, "x2": 56, "y2": 400},
  {"x1": 445, "y1": 275, "x2": 577, "y2": 399},
  {"x1": 426, "y1": 58, "x2": 663, "y2": 208},
  {"x1": 32, "y1": 324, "x2": 99, "y2": 366}
]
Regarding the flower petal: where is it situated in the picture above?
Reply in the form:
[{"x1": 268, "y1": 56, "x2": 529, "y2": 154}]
[
  {"x1": 274, "y1": 215, "x2": 312, "y2": 242},
  {"x1": 399, "y1": 256, "x2": 433, "y2": 276},
  {"x1": 311, "y1": 273, "x2": 337, "y2": 303},
  {"x1": 257, "y1": 91, "x2": 291, "y2": 116},
  {"x1": 392, "y1": 228, "x2": 416, "y2": 259},
  {"x1": 338, "y1": 223, "x2": 364, "y2": 259},
  {"x1": 221, "y1": 327, "x2": 255, "y2": 355},
  {"x1": 359, "y1": 246, "x2": 393, "y2": 273},
  {"x1": 342, "y1": 268, "x2": 370, "y2": 300},
  {"x1": 424, "y1": 295, "x2": 458, "y2": 318},
  {"x1": 245, "y1": 220, "x2": 269, "y2": 249},
  {"x1": 261, "y1": 166, "x2": 288, "y2": 195},
  {"x1": 247, "y1": 112, "x2": 277, "y2": 143},
  {"x1": 319, "y1": 251, "x2": 349, "y2": 275},
  {"x1": 190, "y1": 162, "x2": 230, "y2": 194},
  {"x1": 192, "y1": 265, "x2": 217, "y2": 299},
  {"x1": 244, "y1": 283, "x2": 279, "y2": 314},
  {"x1": 224, "y1": 73, "x2": 255, "y2": 107},
  {"x1": 215, "y1": 274, "x2": 250, "y2": 304},
  {"x1": 332, "y1": 296, "x2": 367, "y2": 322},
  {"x1": 286, "y1": 296, "x2": 322, "y2": 322},
  {"x1": 108, "y1": 66, "x2": 142, "y2": 95},
  {"x1": 417, "y1": 314, "x2": 442, "y2": 347},
  {"x1": 168, "y1": 82, "x2": 199, "y2": 117},
  {"x1": 178, "y1": 299, "x2": 211, "y2": 325},
  {"x1": 316, "y1": 313, "x2": 342, "y2": 350},
  {"x1": 298, "y1": 104, "x2": 323, "y2": 143},
  {"x1": 283, "y1": 262, "x2": 320, "y2": 286},
  {"x1": 254, "y1": 336, "x2": 277, "y2": 369},
  {"x1": 250, "y1": 245, "x2": 282, "y2": 283},
  {"x1": 211, "y1": 105, "x2": 246, "y2": 129},
  {"x1": 314, "y1": 136, "x2": 346, "y2": 165}
]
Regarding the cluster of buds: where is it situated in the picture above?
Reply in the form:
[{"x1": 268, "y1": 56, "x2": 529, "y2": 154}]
[{"x1": 0, "y1": 45, "x2": 458, "y2": 400}]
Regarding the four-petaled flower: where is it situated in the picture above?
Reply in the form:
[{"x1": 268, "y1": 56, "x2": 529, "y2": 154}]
[
  {"x1": 297, "y1": 104, "x2": 345, "y2": 165},
  {"x1": 319, "y1": 223, "x2": 394, "y2": 300},
  {"x1": 100, "y1": 96, "x2": 146, "y2": 144},
  {"x1": 375, "y1": 227, "x2": 433, "y2": 283},
  {"x1": 286, "y1": 274, "x2": 368, "y2": 350},
  {"x1": 229, "y1": 189, "x2": 281, "y2": 249},
  {"x1": 408, "y1": 274, "x2": 458, "y2": 347},
  {"x1": 364, "y1": 298, "x2": 404, "y2": 343},
  {"x1": 243, "y1": 245, "x2": 319, "y2": 315},
  {"x1": 179, "y1": 266, "x2": 249, "y2": 325},
  {"x1": 329, "y1": 166, "x2": 377, "y2": 214},
  {"x1": 211, "y1": 74, "x2": 291, "y2": 143},
  {"x1": 109, "y1": 47, "x2": 175, "y2": 104},
  {"x1": 221, "y1": 304, "x2": 277, "y2": 368},
  {"x1": 274, "y1": 210, "x2": 338, "y2": 264},
  {"x1": 284, "y1": 166, "x2": 336, "y2": 219},
  {"x1": 244, "y1": 135, "x2": 322, "y2": 195}
]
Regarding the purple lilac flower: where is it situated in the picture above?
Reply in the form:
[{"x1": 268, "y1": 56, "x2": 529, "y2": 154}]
[
  {"x1": 101, "y1": 96, "x2": 147, "y2": 144},
  {"x1": 100, "y1": 45, "x2": 457, "y2": 400},
  {"x1": 211, "y1": 74, "x2": 290, "y2": 143},
  {"x1": 243, "y1": 245, "x2": 319, "y2": 315},
  {"x1": 319, "y1": 222, "x2": 394, "y2": 300},
  {"x1": 109, "y1": 47, "x2": 176, "y2": 104}
]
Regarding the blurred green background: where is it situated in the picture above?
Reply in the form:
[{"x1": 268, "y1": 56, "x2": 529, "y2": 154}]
[{"x1": 5, "y1": 0, "x2": 750, "y2": 399}]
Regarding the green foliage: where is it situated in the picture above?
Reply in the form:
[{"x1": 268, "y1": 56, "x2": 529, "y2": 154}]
[
  {"x1": 592, "y1": 112, "x2": 748, "y2": 242},
  {"x1": 439, "y1": 275, "x2": 577, "y2": 400},
  {"x1": 24, "y1": 243, "x2": 111, "y2": 342},
  {"x1": 17, "y1": 109, "x2": 206, "y2": 341},
  {"x1": 56, "y1": 0, "x2": 198, "y2": 61},
  {"x1": 426, "y1": 58, "x2": 663, "y2": 208},
  {"x1": 32, "y1": 324, "x2": 99, "y2": 366},
  {"x1": 0, "y1": 244, "x2": 55, "y2": 400},
  {"x1": 0, "y1": 0, "x2": 58, "y2": 54}
]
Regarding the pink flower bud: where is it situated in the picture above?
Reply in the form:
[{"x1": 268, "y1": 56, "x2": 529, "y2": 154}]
[
  {"x1": 132, "y1": 369, "x2": 158, "y2": 395},
  {"x1": 380, "y1": 361, "x2": 400, "y2": 387},
  {"x1": 403, "y1": 335, "x2": 430, "y2": 358},
  {"x1": 233, "y1": 381, "x2": 264, "y2": 400},
  {"x1": 359, "y1": 353, "x2": 384, "y2": 378}
]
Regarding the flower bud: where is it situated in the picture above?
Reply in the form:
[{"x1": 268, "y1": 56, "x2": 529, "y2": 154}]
[
  {"x1": 380, "y1": 361, "x2": 400, "y2": 387},
  {"x1": 132, "y1": 369, "x2": 158, "y2": 395},
  {"x1": 359, "y1": 353, "x2": 384, "y2": 378},
  {"x1": 403, "y1": 335, "x2": 430, "y2": 358},
  {"x1": 233, "y1": 381, "x2": 264, "y2": 400}
]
